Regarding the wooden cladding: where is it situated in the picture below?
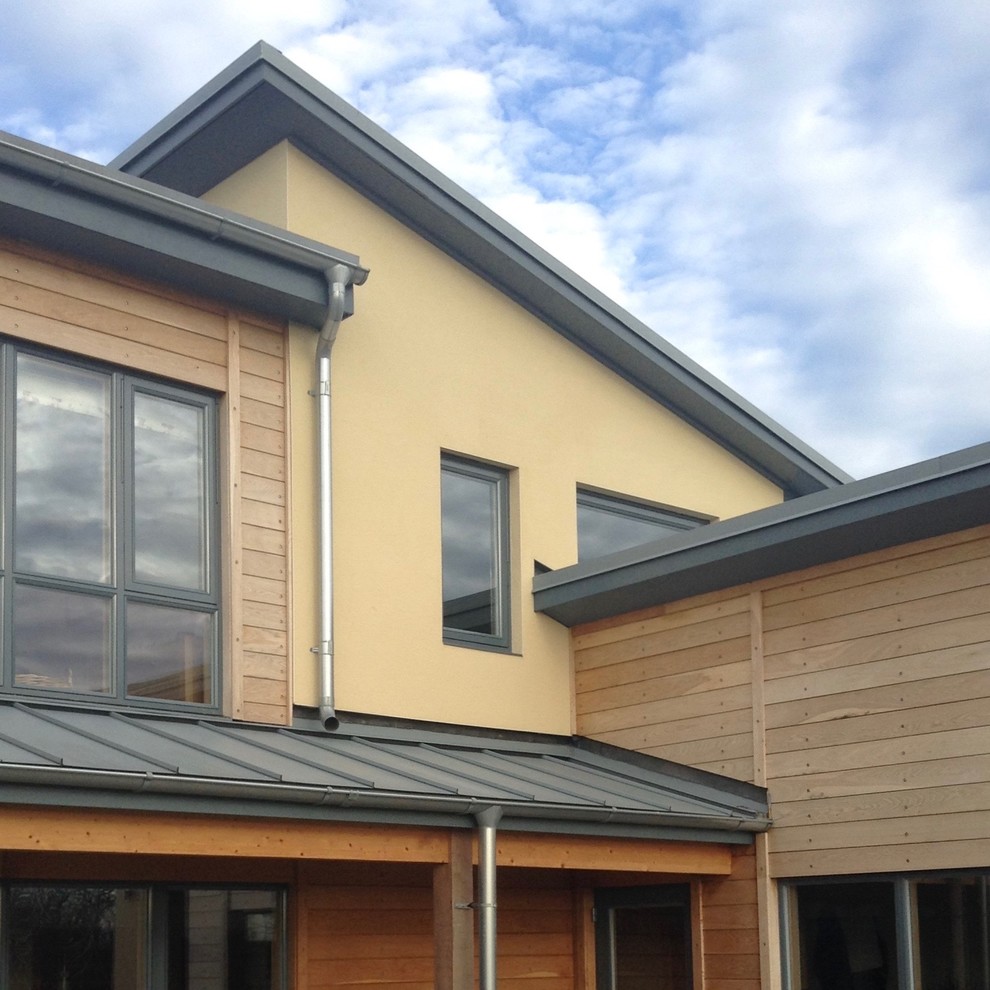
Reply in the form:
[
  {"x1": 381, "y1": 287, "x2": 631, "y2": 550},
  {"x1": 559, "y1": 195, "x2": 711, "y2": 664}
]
[
  {"x1": 1, "y1": 239, "x2": 291, "y2": 724},
  {"x1": 574, "y1": 523, "x2": 990, "y2": 880}
]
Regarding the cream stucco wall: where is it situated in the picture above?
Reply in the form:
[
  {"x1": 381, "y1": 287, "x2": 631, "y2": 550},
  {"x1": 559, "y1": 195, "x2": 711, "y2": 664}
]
[{"x1": 204, "y1": 142, "x2": 782, "y2": 733}]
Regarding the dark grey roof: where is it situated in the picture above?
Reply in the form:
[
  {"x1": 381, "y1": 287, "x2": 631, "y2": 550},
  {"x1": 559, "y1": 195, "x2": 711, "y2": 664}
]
[
  {"x1": 0, "y1": 129, "x2": 367, "y2": 327},
  {"x1": 0, "y1": 701, "x2": 768, "y2": 843},
  {"x1": 111, "y1": 42, "x2": 849, "y2": 498},
  {"x1": 534, "y1": 441, "x2": 990, "y2": 625}
]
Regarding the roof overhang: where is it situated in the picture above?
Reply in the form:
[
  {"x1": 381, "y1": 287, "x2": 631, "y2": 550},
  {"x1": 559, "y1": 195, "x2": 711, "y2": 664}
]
[
  {"x1": 0, "y1": 130, "x2": 367, "y2": 328},
  {"x1": 112, "y1": 42, "x2": 849, "y2": 497},
  {"x1": 534, "y1": 441, "x2": 990, "y2": 625},
  {"x1": 0, "y1": 702, "x2": 769, "y2": 844}
]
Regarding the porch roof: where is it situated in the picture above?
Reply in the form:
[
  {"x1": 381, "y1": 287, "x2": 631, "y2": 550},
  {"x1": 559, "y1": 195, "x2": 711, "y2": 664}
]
[{"x1": 0, "y1": 701, "x2": 768, "y2": 844}]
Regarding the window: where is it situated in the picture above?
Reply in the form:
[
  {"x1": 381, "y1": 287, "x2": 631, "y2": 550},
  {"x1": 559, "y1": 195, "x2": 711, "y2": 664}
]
[
  {"x1": 577, "y1": 488, "x2": 709, "y2": 561},
  {"x1": 0, "y1": 341, "x2": 218, "y2": 707},
  {"x1": 782, "y1": 873, "x2": 990, "y2": 990},
  {"x1": 2, "y1": 884, "x2": 284, "y2": 989},
  {"x1": 595, "y1": 885, "x2": 692, "y2": 990},
  {"x1": 440, "y1": 455, "x2": 510, "y2": 650}
]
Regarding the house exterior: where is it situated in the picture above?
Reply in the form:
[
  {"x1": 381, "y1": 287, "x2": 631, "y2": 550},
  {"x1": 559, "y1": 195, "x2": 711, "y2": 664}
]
[{"x1": 0, "y1": 41, "x2": 985, "y2": 990}]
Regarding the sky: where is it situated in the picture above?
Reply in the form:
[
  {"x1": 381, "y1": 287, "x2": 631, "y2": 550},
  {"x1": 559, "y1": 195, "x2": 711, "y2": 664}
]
[{"x1": 3, "y1": 0, "x2": 990, "y2": 480}]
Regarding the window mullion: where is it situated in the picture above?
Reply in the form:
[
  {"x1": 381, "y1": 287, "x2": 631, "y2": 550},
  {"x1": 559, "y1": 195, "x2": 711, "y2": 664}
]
[
  {"x1": 115, "y1": 372, "x2": 130, "y2": 701},
  {"x1": 0, "y1": 344, "x2": 10, "y2": 688}
]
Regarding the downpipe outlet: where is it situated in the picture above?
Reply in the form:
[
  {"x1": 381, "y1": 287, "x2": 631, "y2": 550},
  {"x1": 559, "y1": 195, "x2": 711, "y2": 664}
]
[{"x1": 316, "y1": 263, "x2": 354, "y2": 731}]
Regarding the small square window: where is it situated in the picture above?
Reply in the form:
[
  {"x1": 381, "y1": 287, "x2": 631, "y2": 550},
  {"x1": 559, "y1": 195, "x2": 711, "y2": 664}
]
[
  {"x1": 577, "y1": 489, "x2": 710, "y2": 562},
  {"x1": 441, "y1": 455, "x2": 510, "y2": 651}
]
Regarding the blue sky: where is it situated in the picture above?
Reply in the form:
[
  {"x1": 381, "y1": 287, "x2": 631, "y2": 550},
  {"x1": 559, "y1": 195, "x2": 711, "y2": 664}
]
[{"x1": 4, "y1": 0, "x2": 990, "y2": 479}]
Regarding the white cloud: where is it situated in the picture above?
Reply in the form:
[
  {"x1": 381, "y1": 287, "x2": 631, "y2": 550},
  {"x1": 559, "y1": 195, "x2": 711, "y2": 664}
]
[{"x1": 2, "y1": 0, "x2": 989, "y2": 478}]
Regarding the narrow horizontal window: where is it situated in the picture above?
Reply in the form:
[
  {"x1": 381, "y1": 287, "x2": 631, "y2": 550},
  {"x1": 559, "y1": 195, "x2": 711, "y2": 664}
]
[
  {"x1": 577, "y1": 489, "x2": 709, "y2": 562},
  {"x1": 441, "y1": 455, "x2": 511, "y2": 651}
]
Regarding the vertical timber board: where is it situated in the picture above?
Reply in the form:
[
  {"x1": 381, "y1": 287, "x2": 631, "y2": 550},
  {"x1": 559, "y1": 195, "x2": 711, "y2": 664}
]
[
  {"x1": 433, "y1": 830, "x2": 473, "y2": 990},
  {"x1": 226, "y1": 313, "x2": 244, "y2": 718},
  {"x1": 573, "y1": 888, "x2": 596, "y2": 990}
]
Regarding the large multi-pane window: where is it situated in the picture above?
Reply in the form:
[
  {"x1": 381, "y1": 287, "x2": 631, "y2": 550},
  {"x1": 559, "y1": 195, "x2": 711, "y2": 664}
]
[
  {"x1": 783, "y1": 873, "x2": 990, "y2": 990},
  {"x1": 440, "y1": 454, "x2": 510, "y2": 650},
  {"x1": 2, "y1": 885, "x2": 283, "y2": 989},
  {"x1": 0, "y1": 340, "x2": 218, "y2": 707}
]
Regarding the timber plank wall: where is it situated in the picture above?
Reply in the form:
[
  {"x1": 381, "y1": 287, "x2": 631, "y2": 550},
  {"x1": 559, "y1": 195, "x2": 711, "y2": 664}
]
[
  {"x1": 575, "y1": 523, "x2": 990, "y2": 880},
  {"x1": 1, "y1": 239, "x2": 291, "y2": 725}
]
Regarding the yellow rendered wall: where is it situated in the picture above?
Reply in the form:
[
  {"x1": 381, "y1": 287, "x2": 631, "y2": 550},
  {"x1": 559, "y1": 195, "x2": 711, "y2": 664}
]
[{"x1": 204, "y1": 142, "x2": 783, "y2": 732}]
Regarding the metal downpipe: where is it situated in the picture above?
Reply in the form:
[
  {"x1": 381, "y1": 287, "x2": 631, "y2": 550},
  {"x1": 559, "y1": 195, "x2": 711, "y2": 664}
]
[
  {"x1": 476, "y1": 806, "x2": 502, "y2": 990},
  {"x1": 316, "y1": 263, "x2": 353, "y2": 731}
]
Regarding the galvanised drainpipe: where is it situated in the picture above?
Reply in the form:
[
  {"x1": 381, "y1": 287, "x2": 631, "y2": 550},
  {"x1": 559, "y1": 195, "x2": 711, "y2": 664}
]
[
  {"x1": 316, "y1": 263, "x2": 356, "y2": 731},
  {"x1": 476, "y1": 806, "x2": 503, "y2": 990}
]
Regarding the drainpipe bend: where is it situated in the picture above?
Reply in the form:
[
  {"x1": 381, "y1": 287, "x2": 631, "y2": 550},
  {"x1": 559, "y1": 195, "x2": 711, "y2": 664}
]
[
  {"x1": 476, "y1": 806, "x2": 502, "y2": 990},
  {"x1": 316, "y1": 263, "x2": 354, "y2": 731}
]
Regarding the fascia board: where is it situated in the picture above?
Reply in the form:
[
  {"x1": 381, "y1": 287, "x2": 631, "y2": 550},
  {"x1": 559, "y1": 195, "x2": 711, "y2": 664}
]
[
  {"x1": 0, "y1": 130, "x2": 366, "y2": 326},
  {"x1": 112, "y1": 43, "x2": 850, "y2": 496},
  {"x1": 534, "y1": 443, "x2": 990, "y2": 624}
]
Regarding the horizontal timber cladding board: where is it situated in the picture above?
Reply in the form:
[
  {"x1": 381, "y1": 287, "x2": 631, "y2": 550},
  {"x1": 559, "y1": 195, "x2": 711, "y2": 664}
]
[
  {"x1": 771, "y1": 836, "x2": 990, "y2": 878},
  {"x1": 763, "y1": 639, "x2": 990, "y2": 707},
  {"x1": 767, "y1": 695, "x2": 990, "y2": 753},
  {"x1": 762, "y1": 583, "x2": 989, "y2": 656},
  {"x1": 769, "y1": 808, "x2": 990, "y2": 854},
  {"x1": 1, "y1": 303, "x2": 228, "y2": 390},
  {"x1": 496, "y1": 834, "x2": 733, "y2": 875},
  {"x1": 763, "y1": 607, "x2": 990, "y2": 681},
  {"x1": 0, "y1": 274, "x2": 229, "y2": 365},
  {"x1": 637, "y1": 730, "x2": 753, "y2": 768},
  {"x1": 765, "y1": 663, "x2": 990, "y2": 731},
  {"x1": 763, "y1": 529, "x2": 990, "y2": 608},
  {"x1": 769, "y1": 752, "x2": 990, "y2": 804},
  {"x1": 771, "y1": 780, "x2": 990, "y2": 827},
  {"x1": 575, "y1": 636, "x2": 751, "y2": 694},
  {"x1": 1, "y1": 240, "x2": 230, "y2": 336},
  {"x1": 573, "y1": 593, "x2": 751, "y2": 652},
  {"x1": 581, "y1": 707, "x2": 753, "y2": 751},
  {"x1": 575, "y1": 608, "x2": 751, "y2": 670},
  {"x1": 578, "y1": 658, "x2": 752, "y2": 712},
  {"x1": 766, "y1": 724, "x2": 989, "y2": 778},
  {"x1": 762, "y1": 555, "x2": 990, "y2": 631},
  {"x1": 0, "y1": 807, "x2": 450, "y2": 861},
  {"x1": 577, "y1": 683, "x2": 753, "y2": 735}
]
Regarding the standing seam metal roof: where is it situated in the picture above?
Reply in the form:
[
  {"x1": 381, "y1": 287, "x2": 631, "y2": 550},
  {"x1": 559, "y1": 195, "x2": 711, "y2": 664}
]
[{"x1": 0, "y1": 701, "x2": 768, "y2": 842}]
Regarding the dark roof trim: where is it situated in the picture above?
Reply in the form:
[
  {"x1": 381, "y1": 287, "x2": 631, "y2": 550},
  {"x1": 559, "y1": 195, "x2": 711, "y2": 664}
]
[
  {"x1": 112, "y1": 42, "x2": 849, "y2": 497},
  {"x1": 0, "y1": 130, "x2": 367, "y2": 328},
  {"x1": 534, "y1": 441, "x2": 990, "y2": 625},
  {"x1": 0, "y1": 701, "x2": 769, "y2": 843}
]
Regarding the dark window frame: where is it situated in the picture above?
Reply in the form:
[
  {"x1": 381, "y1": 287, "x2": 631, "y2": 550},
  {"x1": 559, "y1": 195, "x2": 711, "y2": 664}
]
[
  {"x1": 0, "y1": 338, "x2": 221, "y2": 711},
  {"x1": 440, "y1": 453, "x2": 512, "y2": 652}
]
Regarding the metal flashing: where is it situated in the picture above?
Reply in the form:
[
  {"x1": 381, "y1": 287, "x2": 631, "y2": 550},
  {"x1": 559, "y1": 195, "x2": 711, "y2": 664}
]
[
  {"x1": 0, "y1": 700, "x2": 769, "y2": 841},
  {"x1": 534, "y1": 441, "x2": 990, "y2": 625},
  {"x1": 111, "y1": 42, "x2": 848, "y2": 497},
  {"x1": 0, "y1": 129, "x2": 367, "y2": 327}
]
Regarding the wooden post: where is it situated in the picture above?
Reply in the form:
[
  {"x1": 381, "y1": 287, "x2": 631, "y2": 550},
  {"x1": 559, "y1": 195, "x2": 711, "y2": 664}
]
[{"x1": 434, "y1": 829, "x2": 474, "y2": 990}]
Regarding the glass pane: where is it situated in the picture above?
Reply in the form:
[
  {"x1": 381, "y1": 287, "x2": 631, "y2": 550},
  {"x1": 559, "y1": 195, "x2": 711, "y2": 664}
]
[
  {"x1": 441, "y1": 467, "x2": 499, "y2": 635},
  {"x1": 916, "y1": 875, "x2": 990, "y2": 990},
  {"x1": 796, "y1": 882, "x2": 898, "y2": 990},
  {"x1": 577, "y1": 495, "x2": 698, "y2": 562},
  {"x1": 611, "y1": 905, "x2": 690, "y2": 990},
  {"x1": 126, "y1": 601, "x2": 213, "y2": 704},
  {"x1": 133, "y1": 392, "x2": 208, "y2": 592},
  {"x1": 168, "y1": 889, "x2": 280, "y2": 990},
  {"x1": 7, "y1": 886, "x2": 148, "y2": 990},
  {"x1": 14, "y1": 584, "x2": 112, "y2": 693},
  {"x1": 15, "y1": 353, "x2": 111, "y2": 583}
]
